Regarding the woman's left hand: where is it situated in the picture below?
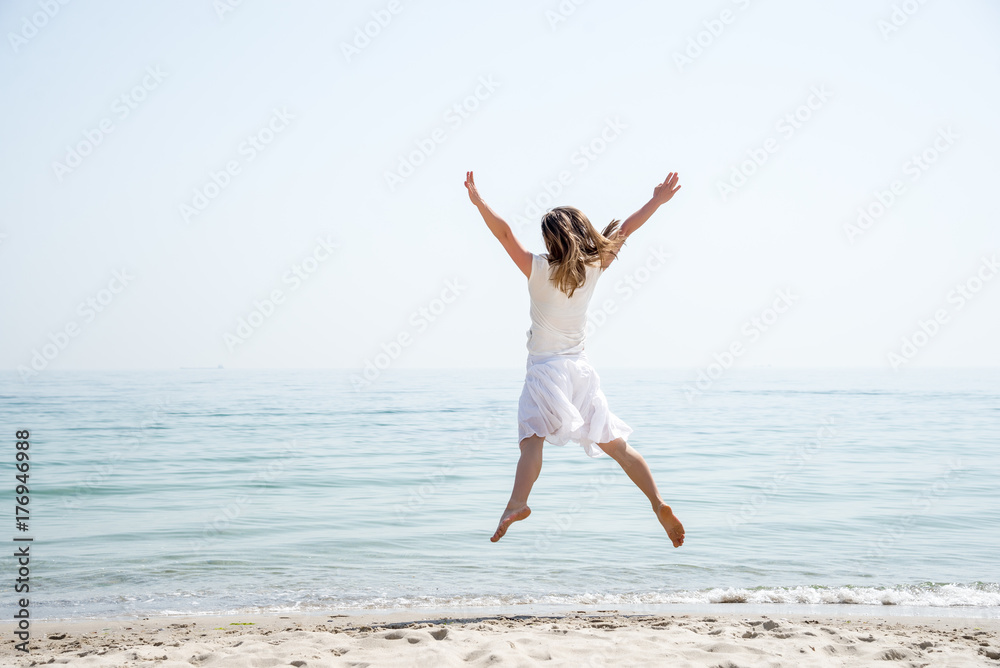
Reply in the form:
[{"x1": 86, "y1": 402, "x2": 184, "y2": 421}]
[{"x1": 465, "y1": 171, "x2": 484, "y2": 207}]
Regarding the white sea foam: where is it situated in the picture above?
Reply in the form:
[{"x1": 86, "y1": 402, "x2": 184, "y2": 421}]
[{"x1": 322, "y1": 583, "x2": 1000, "y2": 611}]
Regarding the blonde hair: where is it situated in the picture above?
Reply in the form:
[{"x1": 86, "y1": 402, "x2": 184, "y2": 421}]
[{"x1": 541, "y1": 206, "x2": 625, "y2": 298}]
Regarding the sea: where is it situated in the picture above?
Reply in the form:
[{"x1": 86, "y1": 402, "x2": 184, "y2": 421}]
[{"x1": 1, "y1": 368, "x2": 998, "y2": 621}]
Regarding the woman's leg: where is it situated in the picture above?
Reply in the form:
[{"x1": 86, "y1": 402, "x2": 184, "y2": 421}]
[
  {"x1": 597, "y1": 437, "x2": 685, "y2": 547},
  {"x1": 491, "y1": 434, "x2": 544, "y2": 542}
]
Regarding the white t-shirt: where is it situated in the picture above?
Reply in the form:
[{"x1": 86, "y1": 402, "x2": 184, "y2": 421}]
[{"x1": 525, "y1": 252, "x2": 605, "y2": 356}]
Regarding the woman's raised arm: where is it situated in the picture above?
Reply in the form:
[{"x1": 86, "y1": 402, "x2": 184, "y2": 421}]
[
  {"x1": 619, "y1": 172, "x2": 682, "y2": 239},
  {"x1": 465, "y1": 171, "x2": 532, "y2": 278}
]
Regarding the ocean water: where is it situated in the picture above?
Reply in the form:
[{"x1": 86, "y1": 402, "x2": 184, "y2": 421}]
[{"x1": 1, "y1": 368, "x2": 998, "y2": 621}]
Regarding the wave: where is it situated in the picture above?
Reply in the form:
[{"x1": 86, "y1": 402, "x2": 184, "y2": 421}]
[
  {"x1": 35, "y1": 583, "x2": 1000, "y2": 621},
  {"x1": 302, "y1": 583, "x2": 1000, "y2": 611}
]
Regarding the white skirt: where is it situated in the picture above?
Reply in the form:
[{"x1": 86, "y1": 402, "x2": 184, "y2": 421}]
[{"x1": 517, "y1": 351, "x2": 633, "y2": 458}]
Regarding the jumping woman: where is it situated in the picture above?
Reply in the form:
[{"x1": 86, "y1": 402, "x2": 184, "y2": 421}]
[{"x1": 463, "y1": 170, "x2": 685, "y2": 548}]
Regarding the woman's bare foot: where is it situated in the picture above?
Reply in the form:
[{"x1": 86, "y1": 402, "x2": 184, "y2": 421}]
[
  {"x1": 657, "y1": 503, "x2": 684, "y2": 547},
  {"x1": 491, "y1": 505, "x2": 531, "y2": 542}
]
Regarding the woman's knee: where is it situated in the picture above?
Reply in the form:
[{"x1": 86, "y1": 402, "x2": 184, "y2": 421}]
[
  {"x1": 519, "y1": 434, "x2": 544, "y2": 452},
  {"x1": 597, "y1": 437, "x2": 626, "y2": 459}
]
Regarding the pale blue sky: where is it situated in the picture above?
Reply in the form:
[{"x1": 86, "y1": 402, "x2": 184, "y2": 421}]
[{"x1": 2, "y1": 0, "x2": 998, "y2": 375}]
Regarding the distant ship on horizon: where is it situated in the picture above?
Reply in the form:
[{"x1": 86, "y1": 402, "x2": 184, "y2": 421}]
[{"x1": 179, "y1": 364, "x2": 224, "y2": 369}]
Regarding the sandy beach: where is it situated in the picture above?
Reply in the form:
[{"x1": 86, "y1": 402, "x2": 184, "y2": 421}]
[{"x1": 4, "y1": 610, "x2": 999, "y2": 667}]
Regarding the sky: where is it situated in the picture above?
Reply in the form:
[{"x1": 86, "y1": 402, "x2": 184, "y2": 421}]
[{"x1": 2, "y1": 0, "x2": 999, "y2": 376}]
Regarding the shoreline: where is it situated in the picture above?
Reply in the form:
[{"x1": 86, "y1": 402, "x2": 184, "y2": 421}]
[
  {"x1": 19, "y1": 601, "x2": 1000, "y2": 624},
  {"x1": 5, "y1": 608, "x2": 999, "y2": 666}
]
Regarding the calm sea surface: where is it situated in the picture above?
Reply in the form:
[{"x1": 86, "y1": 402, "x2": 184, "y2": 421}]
[{"x1": 1, "y1": 368, "x2": 998, "y2": 620}]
